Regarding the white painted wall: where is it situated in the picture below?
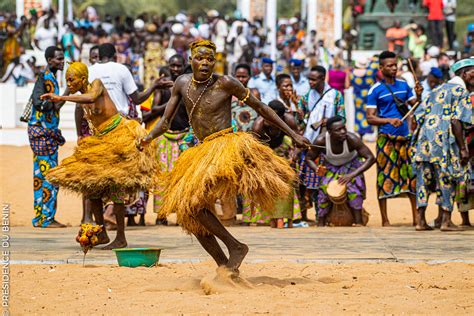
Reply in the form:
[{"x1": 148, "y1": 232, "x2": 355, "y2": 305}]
[
  {"x1": 266, "y1": 0, "x2": 277, "y2": 61},
  {"x1": 0, "y1": 83, "x2": 17, "y2": 129},
  {"x1": 0, "y1": 83, "x2": 76, "y2": 130}
]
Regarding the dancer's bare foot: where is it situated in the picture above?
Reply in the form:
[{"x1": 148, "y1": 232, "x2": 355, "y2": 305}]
[
  {"x1": 226, "y1": 243, "x2": 248, "y2": 272},
  {"x1": 101, "y1": 238, "x2": 127, "y2": 250},
  {"x1": 382, "y1": 220, "x2": 391, "y2": 227},
  {"x1": 97, "y1": 230, "x2": 110, "y2": 245}
]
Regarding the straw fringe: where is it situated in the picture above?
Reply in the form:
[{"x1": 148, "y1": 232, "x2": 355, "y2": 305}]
[
  {"x1": 159, "y1": 131, "x2": 296, "y2": 235},
  {"x1": 46, "y1": 116, "x2": 158, "y2": 199}
]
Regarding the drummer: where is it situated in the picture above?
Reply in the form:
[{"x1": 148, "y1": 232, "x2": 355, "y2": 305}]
[{"x1": 305, "y1": 116, "x2": 375, "y2": 226}]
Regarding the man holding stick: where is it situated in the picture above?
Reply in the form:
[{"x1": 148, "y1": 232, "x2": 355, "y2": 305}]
[{"x1": 366, "y1": 51, "x2": 423, "y2": 226}]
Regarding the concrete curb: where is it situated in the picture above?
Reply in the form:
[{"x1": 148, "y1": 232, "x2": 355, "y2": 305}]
[{"x1": 10, "y1": 258, "x2": 474, "y2": 265}]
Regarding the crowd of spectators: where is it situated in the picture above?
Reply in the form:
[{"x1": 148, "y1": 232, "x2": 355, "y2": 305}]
[
  {"x1": 1, "y1": 2, "x2": 473, "y2": 88},
  {"x1": 1, "y1": 2, "x2": 472, "y2": 229}
]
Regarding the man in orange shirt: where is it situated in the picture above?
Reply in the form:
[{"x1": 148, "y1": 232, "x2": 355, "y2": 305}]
[
  {"x1": 385, "y1": 21, "x2": 408, "y2": 54},
  {"x1": 423, "y1": 0, "x2": 444, "y2": 48}
]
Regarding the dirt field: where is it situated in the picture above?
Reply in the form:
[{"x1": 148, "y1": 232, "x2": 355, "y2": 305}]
[
  {"x1": 10, "y1": 262, "x2": 474, "y2": 315},
  {"x1": 2, "y1": 143, "x2": 472, "y2": 315}
]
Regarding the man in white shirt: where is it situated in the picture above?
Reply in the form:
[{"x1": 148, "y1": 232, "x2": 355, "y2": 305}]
[
  {"x1": 88, "y1": 43, "x2": 172, "y2": 116},
  {"x1": 101, "y1": 14, "x2": 114, "y2": 34},
  {"x1": 228, "y1": 24, "x2": 248, "y2": 70},
  {"x1": 34, "y1": 18, "x2": 57, "y2": 51},
  {"x1": 209, "y1": 11, "x2": 228, "y2": 54}
]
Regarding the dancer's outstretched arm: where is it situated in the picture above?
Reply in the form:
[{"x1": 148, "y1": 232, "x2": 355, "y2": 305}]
[
  {"x1": 41, "y1": 79, "x2": 104, "y2": 104},
  {"x1": 224, "y1": 76, "x2": 311, "y2": 148}
]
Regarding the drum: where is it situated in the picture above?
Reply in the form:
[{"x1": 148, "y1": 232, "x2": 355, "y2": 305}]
[
  {"x1": 326, "y1": 180, "x2": 371, "y2": 227},
  {"x1": 327, "y1": 180, "x2": 347, "y2": 205},
  {"x1": 327, "y1": 180, "x2": 353, "y2": 226}
]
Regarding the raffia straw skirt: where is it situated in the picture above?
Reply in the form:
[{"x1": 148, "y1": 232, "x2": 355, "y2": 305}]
[
  {"x1": 159, "y1": 128, "x2": 296, "y2": 236},
  {"x1": 46, "y1": 114, "x2": 158, "y2": 201}
]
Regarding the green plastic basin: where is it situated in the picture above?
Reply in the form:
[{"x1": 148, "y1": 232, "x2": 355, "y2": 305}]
[{"x1": 113, "y1": 248, "x2": 161, "y2": 267}]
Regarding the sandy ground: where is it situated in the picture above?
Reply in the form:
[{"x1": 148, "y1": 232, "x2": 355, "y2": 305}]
[
  {"x1": 10, "y1": 262, "x2": 474, "y2": 314},
  {"x1": 0, "y1": 143, "x2": 458, "y2": 227},
  {"x1": 3, "y1": 143, "x2": 473, "y2": 315}
]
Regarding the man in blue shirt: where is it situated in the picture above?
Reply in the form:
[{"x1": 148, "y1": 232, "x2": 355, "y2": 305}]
[
  {"x1": 248, "y1": 57, "x2": 278, "y2": 104},
  {"x1": 289, "y1": 59, "x2": 310, "y2": 97},
  {"x1": 366, "y1": 51, "x2": 423, "y2": 227}
]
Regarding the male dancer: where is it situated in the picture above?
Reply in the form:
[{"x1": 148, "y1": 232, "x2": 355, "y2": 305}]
[{"x1": 139, "y1": 40, "x2": 310, "y2": 272}]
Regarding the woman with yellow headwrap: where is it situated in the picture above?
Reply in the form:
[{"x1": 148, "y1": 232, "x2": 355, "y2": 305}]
[{"x1": 40, "y1": 62, "x2": 158, "y2": 250}]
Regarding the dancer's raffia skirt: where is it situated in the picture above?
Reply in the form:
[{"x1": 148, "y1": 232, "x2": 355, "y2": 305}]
[
  {"x1": 159, "y1": 128, "x2": 296, "y2": 236},
  {"x1": 46, "y1": 114, "x2": 158, "y2": 202}
]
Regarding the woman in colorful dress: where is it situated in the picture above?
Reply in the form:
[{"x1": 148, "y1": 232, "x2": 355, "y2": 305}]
[
  {"x1": 144, "y1": 24, "x2": 166, "y2": 88},
  {"x1": 242, "y1": 100, "x2": 302, "y2": 228},
  {"x1": 345, "y1": 58, "x2": 375, "y2": 137}
]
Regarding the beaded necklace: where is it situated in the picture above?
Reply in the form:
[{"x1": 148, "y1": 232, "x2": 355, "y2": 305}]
[{"x1": 186, "y1": 75, "x2": 213, "y2": 126}]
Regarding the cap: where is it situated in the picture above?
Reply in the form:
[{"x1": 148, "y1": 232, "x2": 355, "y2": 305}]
[
  {"x1": 175, "y1": 13, "x2": 187, "y2": 23},
  {"x1": 261, "y1": 57, "x2": 274, "y2": 64},
  {"x1": 133, "y1": 19, "x2": 145, "y2": 30},
  {"x1": 171, "y1": 23, "x2": 184, "y2": 34},
  {"x1": 451, "y1": 58, "x2": 474, "y2": 74},
  {"x1": 427, "y1": 46, "x2": 440, "y2": 57},
  {"x1": 207, "y1": 10, "x2": 219, "y2": 18},
  {"x1": 146, "y1": 23, "x2": 157, "y2": 33},
  {"x1": 289, "y1": 17, "x2": 298, "y2": 24},
  {"x1": 429, "y1": 67, "x2": 443, "y2": 79},
  {"x1": 289, "y1": 59, "x2": 303, "y2": 67},
  {"x1": 355, "y1": 57, "x2": 368, "y2": 69}
]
